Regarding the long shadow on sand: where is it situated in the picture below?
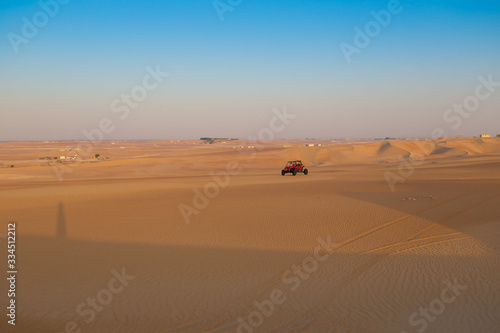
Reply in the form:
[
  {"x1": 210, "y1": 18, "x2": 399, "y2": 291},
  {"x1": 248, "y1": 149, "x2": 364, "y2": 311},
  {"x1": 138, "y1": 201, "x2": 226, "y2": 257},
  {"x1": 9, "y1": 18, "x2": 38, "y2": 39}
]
[
  {"x1": 7, "y1": 233, "x2": 500, "y2": 333},
  {"x1": 3, "y1": 176, "x2": 500, "y2": 333}
]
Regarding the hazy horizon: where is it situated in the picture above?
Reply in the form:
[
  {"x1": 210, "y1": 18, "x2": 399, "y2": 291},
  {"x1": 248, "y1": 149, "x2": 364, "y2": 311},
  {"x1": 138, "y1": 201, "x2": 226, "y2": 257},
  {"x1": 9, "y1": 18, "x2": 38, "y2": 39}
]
[
  {"x1": 1, "y1": 0, "x2": 499, "y2": 141},
  {"x1": 0, "y1": 135, "x2": 497, "y2": 143}
]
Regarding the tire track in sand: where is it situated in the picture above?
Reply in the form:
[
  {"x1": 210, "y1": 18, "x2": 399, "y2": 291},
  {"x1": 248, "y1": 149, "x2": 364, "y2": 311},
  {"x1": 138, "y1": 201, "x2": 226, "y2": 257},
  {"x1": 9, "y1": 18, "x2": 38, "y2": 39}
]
[
  {"x1": 166, "y1": 191, "x2": 479, "y2": 332},
  {"x1": 270, "y1": 191, "x2": 500, "y2": 333}
]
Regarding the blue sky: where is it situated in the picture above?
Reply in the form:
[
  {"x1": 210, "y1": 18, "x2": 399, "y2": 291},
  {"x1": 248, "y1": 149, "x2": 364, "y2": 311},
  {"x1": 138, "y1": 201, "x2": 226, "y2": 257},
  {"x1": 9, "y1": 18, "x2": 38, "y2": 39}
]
[{"x1": 1, "y1": 0, "x2": 499, "y2": 140}]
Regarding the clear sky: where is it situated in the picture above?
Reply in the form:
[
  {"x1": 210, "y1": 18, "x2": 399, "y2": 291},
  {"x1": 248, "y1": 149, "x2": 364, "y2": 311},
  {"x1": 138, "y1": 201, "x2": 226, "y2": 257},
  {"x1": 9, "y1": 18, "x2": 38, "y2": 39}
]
[{"x1": 1, "y1": 0, "x2": 499, "y2": 141}]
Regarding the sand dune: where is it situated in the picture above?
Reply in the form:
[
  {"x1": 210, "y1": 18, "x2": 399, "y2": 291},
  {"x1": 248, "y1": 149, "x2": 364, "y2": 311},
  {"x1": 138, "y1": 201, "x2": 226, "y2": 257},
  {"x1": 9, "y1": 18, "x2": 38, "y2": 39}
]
[{"x1": 1, "y1": 137, "x2": 500, "y2": 332}]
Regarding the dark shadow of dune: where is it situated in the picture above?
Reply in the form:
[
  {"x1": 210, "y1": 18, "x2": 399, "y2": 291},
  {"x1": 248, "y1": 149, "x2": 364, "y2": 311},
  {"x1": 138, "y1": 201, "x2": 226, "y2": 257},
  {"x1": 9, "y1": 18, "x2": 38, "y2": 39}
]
[{"x1": 430, "y1": 146, "x2": 452, "y2": 155}]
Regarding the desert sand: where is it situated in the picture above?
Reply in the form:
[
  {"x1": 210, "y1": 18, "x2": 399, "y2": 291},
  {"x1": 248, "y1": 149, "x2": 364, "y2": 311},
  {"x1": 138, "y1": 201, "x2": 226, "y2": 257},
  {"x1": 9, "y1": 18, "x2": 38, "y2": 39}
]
[{"x1": 1, "y1": 137, "x2": 499, "y2": 333}]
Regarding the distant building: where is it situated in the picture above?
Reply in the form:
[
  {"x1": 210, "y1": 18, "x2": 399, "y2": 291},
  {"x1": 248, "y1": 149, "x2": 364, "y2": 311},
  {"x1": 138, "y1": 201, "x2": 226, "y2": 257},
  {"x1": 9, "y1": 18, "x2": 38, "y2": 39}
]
[
  {"x1": 315, "y1": 144, "x2": 322, "y2": 147},
  {"x1": 60, "y1": 155, "x2": 77, "y2": 160},
  {"x1": 480, "y1": 134, "x2": 491, "y2": 138},
  {"x1": 305, "y1": 144, "x2": 314, "y2": 147}
]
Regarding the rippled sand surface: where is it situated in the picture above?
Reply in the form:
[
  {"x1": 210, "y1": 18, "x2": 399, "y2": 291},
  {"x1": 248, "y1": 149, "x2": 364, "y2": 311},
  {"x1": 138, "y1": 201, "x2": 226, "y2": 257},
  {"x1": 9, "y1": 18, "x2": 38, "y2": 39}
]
[{"x1": 1, "y1": 138, "x2": 499, "y2": 332}]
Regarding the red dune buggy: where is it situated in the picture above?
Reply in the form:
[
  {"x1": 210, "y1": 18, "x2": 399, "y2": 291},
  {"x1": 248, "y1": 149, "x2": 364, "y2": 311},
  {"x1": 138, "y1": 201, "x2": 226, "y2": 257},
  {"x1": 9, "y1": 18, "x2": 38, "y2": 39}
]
[{"x1": 282, "y1": 160, "x2": 308, "y2": 176}]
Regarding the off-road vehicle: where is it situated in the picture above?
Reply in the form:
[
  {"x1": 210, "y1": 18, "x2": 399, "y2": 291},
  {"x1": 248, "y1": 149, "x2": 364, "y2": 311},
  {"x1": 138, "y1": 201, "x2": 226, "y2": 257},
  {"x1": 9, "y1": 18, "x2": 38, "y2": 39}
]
[{"x1": 281, "y1": 160, "x2": 308, "y2": 176}]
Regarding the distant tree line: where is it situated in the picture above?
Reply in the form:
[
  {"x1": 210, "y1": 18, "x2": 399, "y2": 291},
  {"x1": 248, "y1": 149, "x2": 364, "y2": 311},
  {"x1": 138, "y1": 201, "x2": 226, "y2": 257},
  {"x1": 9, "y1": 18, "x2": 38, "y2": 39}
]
[{"x1": 200, "y1": 138, "x2": 238, "y2": 144}]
